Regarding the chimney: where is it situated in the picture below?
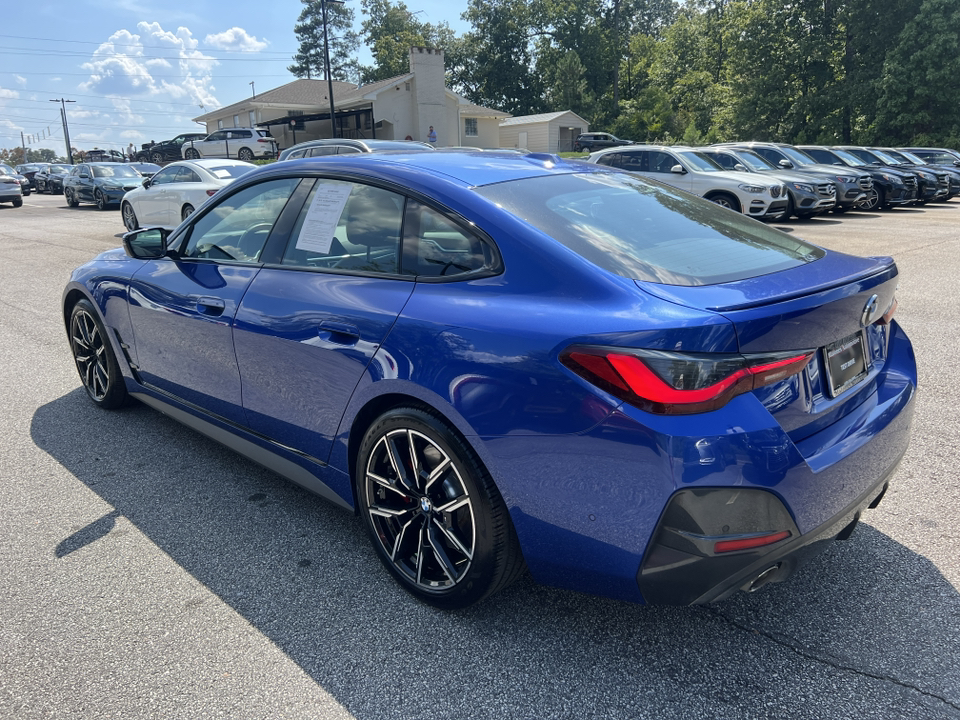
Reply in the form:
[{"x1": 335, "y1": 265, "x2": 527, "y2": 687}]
[{"x1": 410, "y1": 47, "x2": 446, "y2": 145}]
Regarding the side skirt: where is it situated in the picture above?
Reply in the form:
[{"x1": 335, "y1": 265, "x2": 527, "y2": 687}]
[{"x1": 131, "y1": 392, "x2": 352, "y2": 511}]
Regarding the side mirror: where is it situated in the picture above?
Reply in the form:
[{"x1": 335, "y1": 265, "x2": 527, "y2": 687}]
[
  {"x1": 123, "y1": 228, "x2": 169, "y2": 260},
  {"x1": 670, "y1": 164, "x2": 686, "y2": 174},
  {"x1": 778, "y1": 159, "x2": 794, "y2": 169},
  {"x1": 734, "y1": 163, "x2": 747, "y2": 172},
  {"x1": 142, "y1": 178, "x2": 151, "y2": 188}
]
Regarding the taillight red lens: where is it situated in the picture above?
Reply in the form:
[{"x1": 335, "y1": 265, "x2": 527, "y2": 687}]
[
  {"x1": 714, "y1": 530, "x2": 791, "y2": 553},
  {"x1": 206, "y1": 189, "x2": 217, "y2": 196},
  {"x1": 561, "y1": 347, "x2": 814, "y2": 415}
]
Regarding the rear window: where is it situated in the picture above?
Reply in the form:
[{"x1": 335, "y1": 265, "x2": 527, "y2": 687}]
[
  {"x1": 475, "y1": 172, "x2": 824, "y2": 286},
  {"x1": 256, "y1": 130, "x2": 272, "y2": 138},
  {"x1": 207, "y1": 164, "x2": 254, "y2": 179}
]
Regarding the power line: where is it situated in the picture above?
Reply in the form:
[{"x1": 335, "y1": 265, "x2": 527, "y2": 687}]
[
  {"x1": 5, "y1": 71, "x2": 295, "y2": 78},
  {"x1": 0, "y1": 33, "x2": 297, "y2": 55},
  {"x1": 0, "y1": 47, "x2": 293, "y2": 62}
]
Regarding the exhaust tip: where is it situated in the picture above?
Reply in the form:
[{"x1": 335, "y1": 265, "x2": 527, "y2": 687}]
[{"x1": 744, "y1": 563, "x2": 782, "y2": 593}]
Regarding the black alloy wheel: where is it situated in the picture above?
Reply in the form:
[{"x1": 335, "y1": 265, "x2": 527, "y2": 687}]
[
  {"x1": 122, "y1": 202, "x2": 139, "y2": 231},
  {"x1": 69, "y1": 299, "x2": 128, "y2": 409},
  {"x1": 357, "y1": 408, "x2": 524, "y2": 609}
]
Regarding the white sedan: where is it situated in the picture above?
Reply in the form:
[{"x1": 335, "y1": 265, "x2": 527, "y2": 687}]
[{"x1": 121, "y1": 159, "x2": 255, "y2": 231}]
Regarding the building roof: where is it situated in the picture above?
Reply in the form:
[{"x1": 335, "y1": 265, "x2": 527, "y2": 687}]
[
  {"x1": 457, "y1": 102, "x2": 511, "y2": 119},
  {"x1": 194, "y1": 78, "x2": 360, "y2": 121},
  {"x1": 335, "y1": 73, "x2": 415, "y2": 107},
  {"x1": 500, "y1": 110, "x2": 588, "y2": 127}
]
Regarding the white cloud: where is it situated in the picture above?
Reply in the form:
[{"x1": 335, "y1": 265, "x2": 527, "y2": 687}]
[
  {"x1": 0, "y1": 87, "x2": 19, "y2": 99},
  {"x1": 204, "y1": 27, "x2": 269, "y2": 52},
  {"x1": 14, "y1": 75, "x2": 27, "y2": 86}
]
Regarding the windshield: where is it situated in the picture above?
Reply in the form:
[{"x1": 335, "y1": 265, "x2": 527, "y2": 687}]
[
  {"x1": 475, "y1": 172, "x2": 823, "y2": 286},
  {"x1": 896, "y1": 150, "x2": 926, "y2": 164},
  {"x1": 778, "y1": 147, "x2": 815, "y2": 166},
  {"x1": 735, "y1": 150, "x2": 776, "y2": 171},
  {"x1": 675, "y1": 151, "x2": 724, "y2": 172},
  {"x1": 49, "y1": 164, "x2": 72, "y2": 174},
  {"x1": 915, "y1": 151, "x2": 959, "y2": 164},
  {"x1": 92, "y1": 165, "x2": 141, "y2": 178},
  {"x1": 0, "y1": 164, "x2": 15, "y2": 175},
  {"x1": 830, "y1": 149, "x2": 864, "y2": 166},
  {"x1": 870, "y1": 149, "x2": 901, "y2": 164}
]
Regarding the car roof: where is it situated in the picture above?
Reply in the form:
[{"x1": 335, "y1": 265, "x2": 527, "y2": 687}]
[{"x1": 268, "y1": 151, "x2": 605, "y2": 187}]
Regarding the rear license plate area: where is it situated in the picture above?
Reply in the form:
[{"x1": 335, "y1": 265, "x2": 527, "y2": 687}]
[{"x1": 823, "y1": 331, "x2": 868, "y2": 398}]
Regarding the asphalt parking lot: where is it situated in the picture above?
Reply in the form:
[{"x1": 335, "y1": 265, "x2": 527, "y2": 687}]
[{"x1": 1, "y1": 193, "x2": 958, "y2": 719}]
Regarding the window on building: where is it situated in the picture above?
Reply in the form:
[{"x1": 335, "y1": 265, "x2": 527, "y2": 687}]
[
  {"x1": 249, "y1": 110, "x2": 256, "y2": 127},
  {"x1": 217, "y1": 119, "x2": 224, "y2": 130},
  {"x1": 233, "y1": 114, "x2": 240, "y2": 128},
  {"x1": 464, "y1": 118, "x2": 478, "y2": 137}
]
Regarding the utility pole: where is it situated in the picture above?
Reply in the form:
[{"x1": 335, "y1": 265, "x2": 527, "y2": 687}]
[
  {"x1": 20, "y1": 132, "x2": 27, "y2": 164},
  {"x1": 50, "y1": 98, "x2": 76, "y2": 163},
  {"x1": 322, "y1": 0, "x2": 343, "y2": 139}
]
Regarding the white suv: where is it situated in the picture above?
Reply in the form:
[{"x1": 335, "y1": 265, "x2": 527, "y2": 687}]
[
  {"x1": 587, "y1": 145, "x2": 788, "y2": 220},
  {"x1": 182, "y1": 128, "x2": 277, "y2": 162}
]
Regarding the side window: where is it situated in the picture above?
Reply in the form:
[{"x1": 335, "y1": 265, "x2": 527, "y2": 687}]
[
  {"x1": 207, "y1": 131, "x2": 225, "y2": 142},
  {"x1": 182, "y1": 178, "x2": 299, "y2": 262},
  {"x1": 648, "y1": 151, "x2": 675, "y2": 173},
  {"x1": 596, "y1": 153, "x2": 620, "y2": 167},
  {"x1": 619, "y1": 152, "x2": 644, "y2": 172},
  {"x1": 337, "y1": 146, "x2": 362, "y2": 154},
  {"x1": 281, "y1": 180, "x2": 403, "y2": 275},
  {"x1": 175, "y1": 167, "x2": 202, "y2": 183},
  {"x1": 308, "y1": 146, "x2": 337, "y2": 157},
  {"x1": 711, "y1": 153, "x2": 736, "y2": 170},
  {"x1": 405, "y1": 201, "x2": 492, "y2": 278},
  {"x1": 753, "y1": 148, "x2": 779, "y2": 164},
  {"x1": 288, "y1": 149, "x2": 306, "y2": 159},
  {"x1": 149, "y1": 167, "x2": 180, "y2": 185}
]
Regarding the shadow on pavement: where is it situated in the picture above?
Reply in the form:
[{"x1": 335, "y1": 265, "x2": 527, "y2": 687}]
[{"x1": 30, "y1": 390, "x2": 960, "y2": 719}]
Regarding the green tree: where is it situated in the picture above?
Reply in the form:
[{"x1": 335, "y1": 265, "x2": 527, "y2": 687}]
[
  {"x1": 458, "y1": 0, "x2": 544, "y2": 114},
  {"x1": 874, "y1": 0, "x2": 960, "y2": 144},
  {"x1": 359, "y1": 0, "x2": 457, "y2": 83},
  {"x1": 548, "y1": 50, "x2": 591, "y2": 115},
  {"x1": 289, "y1": 0, "x2": 360, "y2": 82}
]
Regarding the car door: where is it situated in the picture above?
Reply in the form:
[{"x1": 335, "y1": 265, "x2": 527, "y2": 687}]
[
  {"x1": 126, "y1": 177, "x2": 301, "y2": 425},
  {"x1": 75, "y1": 165, "x2": 96, "y2": 201},
  {"x1": 136, "y1": 165, "x2": 179, "y2": 225},
  {"x1": 232, "y1": 177, "x2": 415, "y2": 463},
  {"x1": 647, "y1": 150, "x2": 694, "y2": 193},
  {"x1": 199, "y1": 131, "x2": 228, "y2": 158}
]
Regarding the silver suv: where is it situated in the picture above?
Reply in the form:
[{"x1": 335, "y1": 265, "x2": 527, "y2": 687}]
[{"x1": 586, "y1": 145, "x2": 789, "y2": 220}]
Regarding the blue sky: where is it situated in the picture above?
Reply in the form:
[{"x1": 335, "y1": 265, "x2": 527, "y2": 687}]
[{"x1": 1, "y1": 0, "x2": 469, "y2": 154}]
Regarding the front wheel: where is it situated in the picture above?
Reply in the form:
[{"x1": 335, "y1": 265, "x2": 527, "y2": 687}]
[
  {"x1": 856, "y1": 186, "x2": 883, "y2": 211},
  {"x1": 69, "y1": 299, "x2": 129, "y2": 409},
  {"x1": 707, "y1": 192, "x2": 741, "y2": 213},
  {"x1": 65, "y1": 188, "x2": 79, "y2": 207},
  {"x1": 356, "y1": 408, "x2": 524, "y2": 609},
  {"x1": 122, "y1": 202, "x2": 139, "y2": 231},
  {"x1": 95, "y1": 189, "x2": 108, "y2": 210},
  {"x1": 151, "y1": 152, "x2": 164, "y2": 165}
]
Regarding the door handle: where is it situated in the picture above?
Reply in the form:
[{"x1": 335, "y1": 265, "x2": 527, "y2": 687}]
[
  {"x1": 318, "y1": 321, "x2": 360, "y2": 344},
  {"x1": 196, "y1": 296, "x2": 225, "y2": 316}
]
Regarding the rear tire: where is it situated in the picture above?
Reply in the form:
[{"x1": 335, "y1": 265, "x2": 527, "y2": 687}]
[
  {"x1": 237, "y1": 147, "x2": 254, "y2": 162},
  {"x1": 181, "y1": 204, "x2": 195, "y2": 222},
  {"x1": 184, "y1": 148, "x2": 200, "y2": 160},
  {"x1": 13, "y1": 198, "x2": 22, "y2": 208},
  {"x1": 356, "y1": 407, "x2": 524, "y2": 609}
]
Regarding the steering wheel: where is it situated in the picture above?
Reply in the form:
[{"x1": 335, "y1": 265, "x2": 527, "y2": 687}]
[{"x1": 236, "y1": 222, "x2": 274, "y2": 261}]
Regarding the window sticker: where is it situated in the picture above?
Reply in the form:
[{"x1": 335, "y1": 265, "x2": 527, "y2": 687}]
[
  {"x1": 212, "y1": 169, "x2": 232, "y2": 178},
  {"x1": 294, "y1": 182, "x2": 354, "y2": 254}
]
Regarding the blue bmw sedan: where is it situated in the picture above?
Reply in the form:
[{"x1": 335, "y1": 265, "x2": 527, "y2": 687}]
[{"x1": 63, "y1": 152, "x2": 916, "y2": 609}]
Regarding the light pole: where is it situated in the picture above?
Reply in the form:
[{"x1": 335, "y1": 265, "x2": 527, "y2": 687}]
[
  {"x1": 321, "y1": 0, "x2": 343, "y2": 139},
  {"x1": 50, "y1": 98, "x2": 76, "y2": 163}
]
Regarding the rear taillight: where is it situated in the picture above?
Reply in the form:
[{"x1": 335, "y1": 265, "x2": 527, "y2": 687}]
[
  {"x1": 561, "y1": 346, "x2": 814, "y2": 415},
  {"x1": 714, "y1": 530, "x2": 791, "y2": 553},
  {"x1": 206, "y1": 189, "x2": 217, "y2": 196},
  {"x1": 257, "y1": 138, "x2": 272, "y2": 143}
]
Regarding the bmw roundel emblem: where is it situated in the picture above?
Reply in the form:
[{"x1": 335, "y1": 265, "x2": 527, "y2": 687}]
[{"x1": 861, "y1": 294, "x2": 880, "y2": 327}]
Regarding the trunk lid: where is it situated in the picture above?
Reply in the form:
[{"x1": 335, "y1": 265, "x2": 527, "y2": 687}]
[{"x1": 636, "y1": 252, "x2": 899, "y2": 441}]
